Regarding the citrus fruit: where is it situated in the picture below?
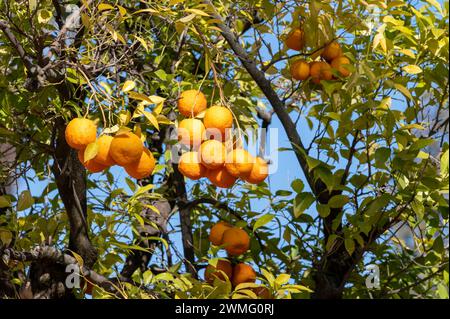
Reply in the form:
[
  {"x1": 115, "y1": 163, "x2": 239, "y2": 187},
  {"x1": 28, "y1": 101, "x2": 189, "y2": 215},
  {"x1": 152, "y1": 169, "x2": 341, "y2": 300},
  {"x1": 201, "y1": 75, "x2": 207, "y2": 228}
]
[
  {"x1": 232, "y1": 263, "x2": 256, "y2": 287},
  {"x1": 225, "y1": 148, "x2": 254, "y2": 178},
  {"x1": 178, "y1": 118, "x2": 205, "y2": 147},
  {"x1": 178, "y1": 151, "x2": 206, "y2": 180},
  {"x1": 209, "y1": 221, "x2": 232, "y2": 246},
  {"x1": 109, "y1": 132, "x2": 144, "y2": 166},
  {"x1": 177, "y1": 90, "x2": 207, "y2": 117},
  {"x1": 124, "y1": 148, "x2": 156, "y2": 179},
  {"x1": 285, "y1": 28, "x2": 304, "y2": 51},
  {"x1": 199, "y1": 140, "x2": 226, "y2": 169},
  {"x1": 205, "y1": 260, "x2": 233, "y2": 284},
  {"x1": 65, "y1": 118, "x2": 97, "y2": 150},
  {"x1": 222, "y1": 228, "x2": 250, "y2": 256},
  {"x1": 242, "y1": 157, "x2": 268, "y2": 184}
]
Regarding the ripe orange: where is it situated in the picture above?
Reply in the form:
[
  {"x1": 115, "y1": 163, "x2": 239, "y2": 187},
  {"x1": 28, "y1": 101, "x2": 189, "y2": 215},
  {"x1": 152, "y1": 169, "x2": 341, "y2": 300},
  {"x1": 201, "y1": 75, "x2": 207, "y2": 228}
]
[
  {"x1": 178, "y1": 118, "x2": 205, "y2": 147},
  {"x1": 321, "y1": 41, "x2": 342, "y2": 62},
  {"x1": 290, "y1": 59, "x2": 310, "y2": 80},
  {"x1": 285, "y1": 28, "x2": 304, "y2": 51},
  {"x1": 77, "y1": 149, "x2": 107, "y2": 173},
  {"x1": 222, "y1": 228, "x2": 250, "y2": 256},
  {"x1": 232, "y1": 263, "x2": 256, "y2": 287},
  {"x1": 199, "y1": 140, "x2": 226, "y2": 169},
  {"x1": 242, "y1": 157, "x2": 269, "y2": 184},
  {"x1": 309, "y1": 61, "x2": 333, "y2": 84},
  {"x1": 109, "y1": 132, "x2": 144, "y2": 166},
  {"x1": 203, "y1": 106, "x2": 233, "y2": 138},
  {"x1": 206, "y1": 167, "x2": 237, "y2": 188},
  {"x1": 205, "y1": 260, "x2": 233, "y2": 284},
  {"x1": 209, "y1": 221, "x2": 232, "y2": 246},
  {"x1": 178, "y1": 151, "x2": 206, "y2": 180},
  {"x1": 93, "y1": 135, "x2": 116, "y2": 166},
  {"x1": 124, "y1": 148, "x2": 156, "y2": 179},
  {"x1": 65, "y1": 118, "x2": 97, "y2": 150},
  {"x1": 225, "y1": 149, "x2": 254, "y2": 178},
  {"x1": 331, "y1": 56, "x2": 352, "y2": 78},
  {"x1": 177, "y1": 90, "x2": 207, "y2": 117}
]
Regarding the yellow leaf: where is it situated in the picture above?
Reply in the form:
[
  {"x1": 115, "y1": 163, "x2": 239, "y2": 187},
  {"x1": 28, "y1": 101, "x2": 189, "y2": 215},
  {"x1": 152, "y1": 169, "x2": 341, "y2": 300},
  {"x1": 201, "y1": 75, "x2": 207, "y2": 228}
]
[
  {"x1": 147, "y1": 95, "x2": 165, "y2": 104},
  {"x1": 118, "y1": 110, "x2": 131, "y2": 126},
  {"x1": 132, "y1": 104, "x2": 145, "y2": 119},
  {"x1": 102, "y1": 125, "x2": 120, "y2": 134},
  {"x1": 153, "y1": 102, "x2": 164, "y2": 115},
  {"x1": 134, "y1": 35, "x2": 149, "y2": 52},
  {"x1": 143, "y1": 111, "x2": 159, "y2": 131},
  {"x1": 84, "y1": 142, "x2": 99, "y2": 162},
  {"x1": 402, "y1": 64, "x2": 422, "y2": 74},
  {"x1": 133, "y1": 8, "x2": 158, "y2": 15},
  {"x1": 128, "y1": 91, "x2": 153, "y2": 103},
  {"x1": 134, "y1": 124, "x2": 142, "y2": 138},
  {"x1": 98, "y1": 3, "x2": 114, "y2": 12},
  {"x1": 122, "y1": 80, "x2": 136, "y2": 92},
  {"x1": 178, "y1": 13, "x2": 196, "y2": 23},
  {"x1": 394, "y1": 83, "x2": 413, "y2": 100},
  {"x1": 185, "y1": 8, "x2": 210, "y2": 17}
]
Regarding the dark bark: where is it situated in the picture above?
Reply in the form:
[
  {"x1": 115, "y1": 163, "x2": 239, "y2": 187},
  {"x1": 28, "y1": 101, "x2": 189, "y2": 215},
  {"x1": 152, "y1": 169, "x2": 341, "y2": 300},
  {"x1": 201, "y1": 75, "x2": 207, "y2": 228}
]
[{"x1": 51, "y1": 118, "x2": 97, "y2": 268}]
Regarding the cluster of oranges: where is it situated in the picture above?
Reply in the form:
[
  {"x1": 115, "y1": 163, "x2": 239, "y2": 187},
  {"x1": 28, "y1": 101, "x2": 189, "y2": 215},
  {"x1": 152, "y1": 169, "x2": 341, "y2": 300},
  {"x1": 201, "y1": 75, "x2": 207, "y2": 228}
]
[
  {"x1": 285, "y1": 27, "x2": 352, "y2": 84},
  {"x1": 176, "y1": 90, "x2": 269, "y2": 188},
  {"x1": 64, "y1": 118, "x2": 155, "y2": 179},
  {"x1": 204, "y1": 221, "x2": 263, "y2": 289}
]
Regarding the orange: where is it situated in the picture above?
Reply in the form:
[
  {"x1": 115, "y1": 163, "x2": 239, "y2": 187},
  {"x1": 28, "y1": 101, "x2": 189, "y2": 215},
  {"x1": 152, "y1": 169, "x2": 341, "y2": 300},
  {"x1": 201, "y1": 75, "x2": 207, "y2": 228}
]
[
  {"x1": 203, "y1": 106, "x2": 233, "y2": 138},
  {"x1": 109, "y1": 132, "x2": 144, "y2": 166},
  {"x1": 178, "y1": 118, "x2": 205, "y2": 147},
  {"x1": 65, "y1": 118, "x2": 97, "y2": 150},
  {"x1": 206, "y1": 167, "x2": 237, "y2": 188},
  {"x1": 242, "y1": 157, "x2": 269, "y2": 184},
  {"x1": 285, "y1": 28, "x2": 304, "y2": 51},
  {"x1": 290, "y1": 59, "x2": 310, "y2": 80},
  {"x1": 225, "y1": 149, "x2": 254, "y2": 178},
  {"x1": 331, "y1": 56, "x2": 352, "y2": 78},
  {"x1": 124, "y1": 148, "x2": 156, "y2": 179},
  {"x1": 177, "y1": 90, "x2": 207, "y2": 117},
  {"x1": 321, "y1": 41, "x2": 342, "y2": 62},
  {"x1": 209, "y1": 221, "x2": 232, "y2": 246},
  {"x1": 309, "y1": 61, "x2": 333, "y2": 84},
  {"x1": 178, "y1": 151, "x2": 206, "y2": 180},
  {"x1": 232, "y1": 263, "x2": 256, "y2": 287},
  {"x1": 77, "y1": 149, "x2": 107, "y2": 173},
  {"x1": 222, "y1": 228, "x2": 250, "y2": 256},
  {"x1": 199, "y1": 140, "x2": 226, "y2": 169},
  {"x1": 93, "y1": 135, "x2": 116, "y2": 166},
  {"x1": 205, "y1": 260, "x2": 233, "y2": 284}
]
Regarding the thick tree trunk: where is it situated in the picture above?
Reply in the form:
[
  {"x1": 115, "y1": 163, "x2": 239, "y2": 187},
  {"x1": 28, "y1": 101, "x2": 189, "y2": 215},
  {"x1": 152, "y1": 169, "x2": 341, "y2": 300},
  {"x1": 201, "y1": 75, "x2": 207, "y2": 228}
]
[{"x1": 51, "y1": 118, "x2": 97, "y2": 267}]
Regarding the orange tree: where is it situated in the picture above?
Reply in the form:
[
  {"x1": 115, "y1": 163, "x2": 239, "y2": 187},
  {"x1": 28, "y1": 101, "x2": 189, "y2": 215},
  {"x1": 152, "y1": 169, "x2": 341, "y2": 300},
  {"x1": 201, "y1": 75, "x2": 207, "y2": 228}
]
[{"x1": 0, "y1": 0, "x2": 448, "y2": 299}]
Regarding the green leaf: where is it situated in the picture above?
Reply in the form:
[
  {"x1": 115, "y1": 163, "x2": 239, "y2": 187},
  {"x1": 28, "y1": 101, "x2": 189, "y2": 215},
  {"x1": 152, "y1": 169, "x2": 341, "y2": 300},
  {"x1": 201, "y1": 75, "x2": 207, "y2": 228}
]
[
  {"x1": 0, "y1": 196, "x2": 11, "y2": 208},
  {"x1": 37, "y1": 9, "x2": 52, "y2": 24},
  {"x1": 328, "y1": 195, "x2": 349, "y2": 208},
  {"x1": 0, "y1": 229, "x2": 13, "y2": 246},
  {"x1": 253, "y1": 214, "x2": 275, "y2": 231},
  {"x1": 317, "y1": 203, "x2": 331, "y2": 218},
  {"x1": 441, "y1": 149, "x2": 449, "y2": 177},
  {"x1": 17, "y1": 190, "x2": 34, "y2": 211},
  {"x1": 291, "y1": 179, "x2": 304, "y2": 193},
  {"x1": 293, "y1": 192, "x2": 315, "y2": 218},
  {"x1": 344, "y1": 237, "x2": 355, "y2": 255}
]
